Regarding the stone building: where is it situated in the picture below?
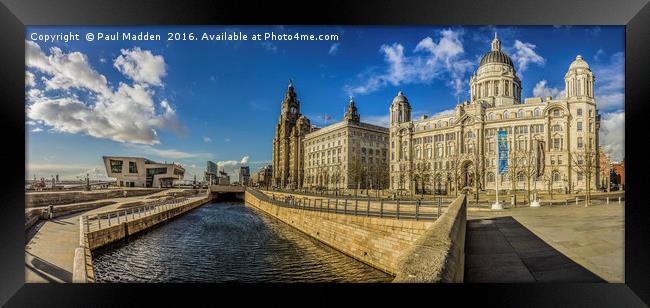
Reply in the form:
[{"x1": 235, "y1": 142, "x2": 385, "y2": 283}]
[
  {"x1": 389, "y1": 34, "x2": 600, "y2": 194},
  {"x1": 238, "y1": 166, "x2": 250, "y2": 186},
  {"x1": 271, "y1": 80, "x2": 313, "y2": 189},
  {"x1": 253, "y1": 164, "x2": 273, "y2": 188},
  {"x1": 303, "y1": 98, "x2": 389, "y2": 190}
]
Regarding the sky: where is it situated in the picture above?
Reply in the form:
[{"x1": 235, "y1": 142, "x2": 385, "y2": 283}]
[{"x1": 24, "y1": 26, "x2": 625, "y2": 181}]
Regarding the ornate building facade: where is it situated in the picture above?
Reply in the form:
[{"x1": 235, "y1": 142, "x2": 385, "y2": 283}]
[
  {"x1": 389, "y1": 34, "x2": 600, "y2": 194},
  {"x1": 271, "y1": 81, "x2": 313, "y2": 189},
  {"x1": 303, "y1": 98, "x2": 389, "y2": 190}
]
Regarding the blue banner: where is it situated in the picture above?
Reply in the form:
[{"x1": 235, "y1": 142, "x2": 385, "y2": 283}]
[{"x1": 497, "y1": 130, "x2": 508, "y2": 175}]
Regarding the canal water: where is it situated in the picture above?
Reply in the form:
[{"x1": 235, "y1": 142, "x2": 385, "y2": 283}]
[{"x1": 92, "y1": 201, "x2": 393, "y2": 282}]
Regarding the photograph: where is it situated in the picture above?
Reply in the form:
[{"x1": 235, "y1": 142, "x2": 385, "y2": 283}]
[{"x1": 22, "y1": 25, "x2": 626, "y2": 284}]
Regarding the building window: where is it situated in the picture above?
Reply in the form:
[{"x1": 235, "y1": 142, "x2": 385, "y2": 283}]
[
  {"x1": 577, "y1": 108, "x2": 583, "y2": 116},
  {"x1": 577, "y1": 137, "x2": 584, "y2": 148},
  {"x1": 553, "y1": 171, "x2": 561, "y2": 182},
  {"x1": 517, "y1": 172, "x2": 525, "y2": 182},
  {"x1": 487, "y1": 173, "x2": 495, "y2": 182},
  {"x1": 110, "y1": 160, "x2": 123, "y2": 173},
  {"x1": 518, "y1": 110, "x2": 524, "y2": 118},
  {"x1": 503, "y1": 111, "x2": 509, "y2": 119},
  {"x1": 488, "y1": 113, "x2": 495, "y2": 120},
  {"x1": 553, "y1": 109, "x2": 561, "y2": 117},
  {"x1": 129, "y1": 162, "x2": 138, "y2": 173},
  {"x1": 577, "y1": 122, "x2": 583, "y2": 131},
  {"x1": 552, "y1": 124, "x2": 562, "y2": 132},
  {"x1": 577, "y1": 172, "x2": 583, "y2": 181},
  {"x1": 534, "y1": 108, "x2": 541, "y2": 117},
  {"x1": 553, "y1": 138, "x2": 562, "y2": 150}
]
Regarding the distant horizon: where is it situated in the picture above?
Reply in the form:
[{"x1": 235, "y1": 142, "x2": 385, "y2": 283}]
[{"x1": 25, "y1": 26, "x2": 625, "y2": 182}]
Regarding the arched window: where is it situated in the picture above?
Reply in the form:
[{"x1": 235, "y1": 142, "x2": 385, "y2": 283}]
[
  {"x1": 487, "y1": 173, "x2": 495, "y2": 182},
  {"x1": 534, "y1": 108, "x2": 541, "y2": 117},
  {"x1": 552, "y1": 109, "x2": 561, "y2": 117},
  {"x1": 553, "y1": 171, "x2": 561, "y2": 182},
  {"x1": 518, "y1": 109, "x2": 525, "y2": 118},
  {"x1": 517, "y1": 172, "x2": 525, "y2": 182},
  {"x1": 437, "y1": 121, "x2": 442, "y2": 128},
  {"x1": 449, "y1": 118, "x2": 454, "y2": 127},
  {"x1": 488, "y1": 113, "x2": 495, "y2": 120},
  {"x1": 503, "y1": 111, "x2": 509, "y2": 119}
]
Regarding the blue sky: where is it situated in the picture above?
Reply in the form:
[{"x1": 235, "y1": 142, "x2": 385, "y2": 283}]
[{"x1": 25, "y1": 26, "x2": 625, "y2": 181}]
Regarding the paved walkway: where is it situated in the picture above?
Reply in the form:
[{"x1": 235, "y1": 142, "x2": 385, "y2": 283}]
[
  {"x1": 466, "y1": 202, "x2": 624, "y2": 282},
  {"x1": 465, "y1": 216, "x2": 604, "y2": 282},
  {"x1": 25, "y1": 189, "x2": 185, "y2": 283}
]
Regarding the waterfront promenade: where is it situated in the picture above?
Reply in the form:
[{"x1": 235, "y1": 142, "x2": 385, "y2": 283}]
[
  {"x1": 466, "y1": 201, "x2": 624, "y2": 282},
  {"x1": 25, "y1": 189, "x2": 190, "y2": 283}
]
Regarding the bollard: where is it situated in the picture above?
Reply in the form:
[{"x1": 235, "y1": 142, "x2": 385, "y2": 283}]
[
  {"x1": 367, "y1": 199, "x2": 371, "y2": 217},
  {"x1": 607, "y1": 197, "x2": 609, "y2": 204},
  {"x1": 618, "y1": 196, "x2": 621, "y2": 204},
  {"x1": 396, "y1": 200, "x2": 400, "y2": 219}
]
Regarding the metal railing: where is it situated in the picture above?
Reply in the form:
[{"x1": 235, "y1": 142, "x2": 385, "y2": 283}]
[
  {"x1": 81, "y1": 197, "x2": 192, "y2": 233},
  {"x1": 248, "y1": 188, "x2": 445, "y2": 221}
]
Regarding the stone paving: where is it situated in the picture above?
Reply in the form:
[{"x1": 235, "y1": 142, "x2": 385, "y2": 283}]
[
  {"x1": 24, "y1": 189, "x2": 185, "y2": 283},
  {"x1": 466, "y1": 202, "x2": 624, "y2": 282}
]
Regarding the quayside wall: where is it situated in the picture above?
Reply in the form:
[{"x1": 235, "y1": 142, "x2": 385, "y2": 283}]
[
  {"x1": 244, "y1": 189, "x2": 467, "y2": 281},
  {"x1": 85, "y1": 197, "x2": 210, "y2": 250}
]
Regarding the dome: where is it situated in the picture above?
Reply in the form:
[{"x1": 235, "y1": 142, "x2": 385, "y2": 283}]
[
  {"x1": 392, "y1": 91, "x2": 409, "y2": 105},
  {"x1": 479, "y1": 50, "x2": 514, "y2": 67},
  {"x1": 569, "y1": 55, "x2": 590, "y2": 70}
]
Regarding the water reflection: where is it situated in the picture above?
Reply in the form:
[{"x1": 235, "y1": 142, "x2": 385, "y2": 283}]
[{"x1": 92, "y1": 201, "x2": 393, "y2": 282}]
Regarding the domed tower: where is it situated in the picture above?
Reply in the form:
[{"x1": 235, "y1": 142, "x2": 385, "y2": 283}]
[
  {"x1": 564, "y1": 55, "x2": 595, "y2": 99},
  {"x1": 390, "y1": 91, "x2": 411, "y2": 127},
  {"x1": 470, "y1": 33, "x2": 521, "y2": 106},
  {"x1": 344, "y1": 96, "x2": 361, "y2": 124}
]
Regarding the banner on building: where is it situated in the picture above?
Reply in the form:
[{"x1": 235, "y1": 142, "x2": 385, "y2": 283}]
[
  {"x1": 536, "y1": 140, "x2": 545, "y2": 177},
  {"x1": 497, "y1": 130, "x2": 508, "y2": 175}
]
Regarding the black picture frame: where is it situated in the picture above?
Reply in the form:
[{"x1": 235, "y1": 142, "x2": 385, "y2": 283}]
[{"x1": 1, "y1": 0, "x2": 648, "y2": 306}]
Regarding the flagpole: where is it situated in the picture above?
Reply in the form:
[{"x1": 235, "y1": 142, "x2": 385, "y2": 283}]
[{"x1": 492, "y1": 131, "x2": 503, "y2": 210}]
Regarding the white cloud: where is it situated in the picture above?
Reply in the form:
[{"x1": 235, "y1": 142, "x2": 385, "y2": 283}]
[
  {"x1": 508, "y1": 40, "x2": 545, "y2": 73},
  {"x1": 123, "y1": 144, "x2": 211, "y2": 160},
  {"x1": 599, "y1": 110, "x2": 624, "y2": 162},
  {"x1": 31, "y1": 127, "x2": 43, "y2": 132},
  {"x1": 26, "y1": 163, "x2": 109, "y2": 181},
  {"x1": 113, "y1": 47, "x2": 167, "y2": 86},
  {"x1": 261, "y1": 41, "x2": 278, "y2": 53},
  {"x1": 25, "y1": 71, "x2": 35, "y2": 87},
  {"x1": 593, "y1": 52, "x2": 624, "y2": 111},
  {"x1": 363, "y1": 114, "x2": 390, "y2": 127},
  {"x1": 532, "y1": 80, "x2": 565, "y2": 99},
  {"x1": 345, "y1": 29, "x2": 473, "y2": 96},
  {"x1": 26, "y1": 40, "x2": 110, "y2": 95},
  {"x1": 216, "y1": 156, "x2": 250, "y2": 180},
  {"x1": 25, "y1": 40, "x2": 182, "y2": 145},
  {"x1": 329, "y1": 43, "x2": 340, "y2": 55},
  {"x1": 203, "y1": 136, "x2": 212, "y2": 143}
]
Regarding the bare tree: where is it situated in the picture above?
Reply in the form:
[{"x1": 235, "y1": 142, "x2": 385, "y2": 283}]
[
  {"x1": 598, "y1": 146, "x2": 611, "y2": 192},
  {"x1": 518, "y1": 149, "x2": 538, "y2": 204},
  {"x1": 448, "y1": 154, "x2": 463, "y2": 197},
  {"x1": 541, "y1": 164, "x2": 560, "y2": 200},
  {"x1": 412, "y1": 159, "x2": 431, "y2": 196},
  {"x1": 506, "y1": 150, "x2": 523, "y2": 206},
  {"x1": 570, "y1": 138, "x2": 598, "y2": 207},
  {"x1": 330, "y1": 163, "x2": 343, "y2": 196},
  {"x1": 347, "y1": 156, "x2": 366, "y2": 197}
]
